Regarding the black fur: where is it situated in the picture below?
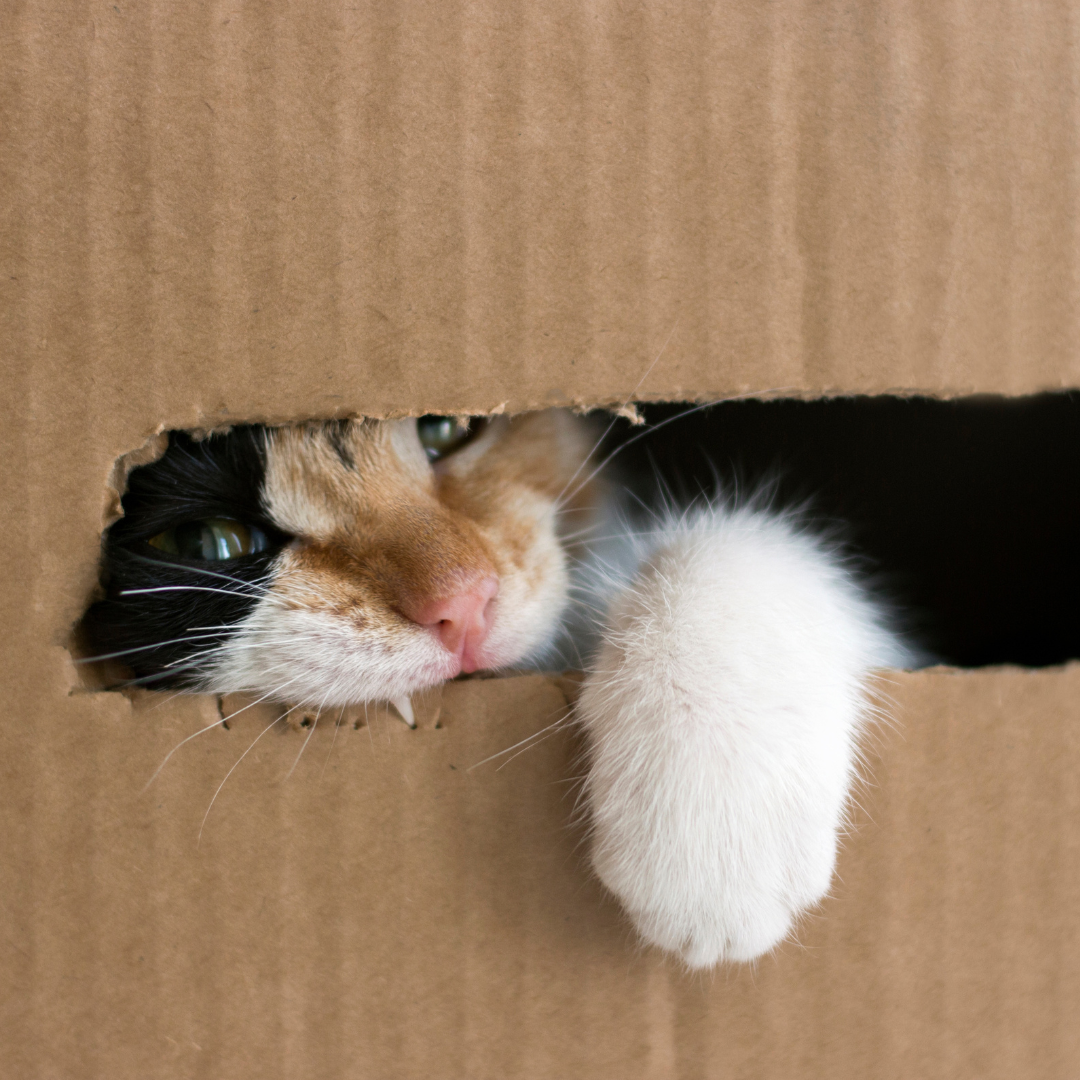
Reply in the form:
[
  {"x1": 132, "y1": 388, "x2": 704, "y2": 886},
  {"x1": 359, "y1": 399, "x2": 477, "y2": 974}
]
[
  {"x1": 602, "y1": 395, "x2": 1080, "y2": 667},
  {"x1": 81, "y1": 427, "x2": 290, "y2": 687}
]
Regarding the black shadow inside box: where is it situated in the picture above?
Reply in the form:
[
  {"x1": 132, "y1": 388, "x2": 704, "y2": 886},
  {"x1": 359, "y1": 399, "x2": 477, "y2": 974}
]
[{"x1": 602, "y1": 394, "x2": 1080, "y2": 668}]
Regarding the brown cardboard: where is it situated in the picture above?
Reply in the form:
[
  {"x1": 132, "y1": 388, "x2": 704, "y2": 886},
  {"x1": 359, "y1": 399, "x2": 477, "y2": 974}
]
[
  {"x1": 4, "y1": 670, "x2": 1080, "y2": 1077},
  {"x1": 3, "y1": 0, "x2": 1080, "y2": 1076}
]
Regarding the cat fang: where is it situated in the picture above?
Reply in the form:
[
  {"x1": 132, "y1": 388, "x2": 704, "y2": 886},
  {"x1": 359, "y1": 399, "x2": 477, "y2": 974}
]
[{"x1": 83, "y1": 411, "x2": 915, "y2": 970}]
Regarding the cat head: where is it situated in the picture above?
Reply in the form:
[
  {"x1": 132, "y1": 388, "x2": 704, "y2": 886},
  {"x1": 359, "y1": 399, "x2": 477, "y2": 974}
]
[{"x1": 82, "y1": 411, "x2": 597, "y2": 705}]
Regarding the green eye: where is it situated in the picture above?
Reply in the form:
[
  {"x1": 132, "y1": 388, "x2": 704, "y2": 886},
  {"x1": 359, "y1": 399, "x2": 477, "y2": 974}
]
[
  {"x1": 416, "y1": 415, "x2": 482, "y2": 461},
  {"x1": 148, "y1": 518, "x2": 269, "y2": 561}
]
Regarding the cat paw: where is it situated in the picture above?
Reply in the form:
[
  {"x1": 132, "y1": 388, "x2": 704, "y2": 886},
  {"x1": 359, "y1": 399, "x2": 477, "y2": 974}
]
[{"x1": 577, "y1": 508, "x2": 898, "y2": 967}]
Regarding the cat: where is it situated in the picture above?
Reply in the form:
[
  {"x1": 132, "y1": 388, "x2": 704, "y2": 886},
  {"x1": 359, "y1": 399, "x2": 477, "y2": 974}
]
[{"x1": 82, "y1": 409, "x2": 915, "y2": 968}]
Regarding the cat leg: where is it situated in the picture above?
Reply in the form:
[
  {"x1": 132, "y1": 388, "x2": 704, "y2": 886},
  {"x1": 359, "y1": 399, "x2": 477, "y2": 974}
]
[{"x1": 578, "y1": 506, "x2": 908, "y2": 968}]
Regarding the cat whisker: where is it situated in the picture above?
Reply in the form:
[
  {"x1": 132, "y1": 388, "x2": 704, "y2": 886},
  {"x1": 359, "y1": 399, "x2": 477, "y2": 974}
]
[
  {"x1": 141, "y1": 715, "x2": 230, "y2": 792},
  {"x1": 319, "y1": 706, "x2": 347, "y2": 780},
  {"x1": 119, "y1": 585, "x2": 273, "y2": 601},
  {"x1": 551, "y1": 317, "x2": 681, "y2": 509},
  {"x1": 619, "y1": 484, "x2": 666, "y2": 525},
  {"x1": 103, "y1": 625, "x2": 307, "y2": 686},
  {"x1": 142, "y1": 676, "x2": 307, "y2": 792},
  {"x1": 154, "y1": 635, "x2": 324, "y2": 672},
  {"x1": 147, "y1": 688, "x2": 197, "y2": 712},
  {"x1": 555, "y1": 522, "x2": 606, "y2": 543},
  {"x1": 467, "y1": 707, "x2": 574, "y2": 771},
  {"x1": 161, "y1": 650, "x2": 220, "y2": 670},
  {"x1": 198, "y1": 710, "x2": 292, "y2": 845},
  {"x1": 212, "y1": 636, "x2": 322, "y2": 651},
  {"x1": 285, "y1": 694, "x2": 331, "y2": 781},
  {"x1": 554, "y1": 400, "x2": 719, "y2": 513},
  {"x1": 74, "y1": 630, "x2": 236, "y2": 665},
  {"x1": 118, "y1": 553, "x2": 274, "y2": 596},
  {"x1": 115, "y1": 659, "x2": 219, "y2": 688},
  {"x1": 154, "y1": 638, "x2": 302, "y2": 672},
  {"x1": 555, "y1": 390, "x2": 795, "y2": 514},
  {"x1": 494, "y1": 712, "x2": 576, "y2": 771}
]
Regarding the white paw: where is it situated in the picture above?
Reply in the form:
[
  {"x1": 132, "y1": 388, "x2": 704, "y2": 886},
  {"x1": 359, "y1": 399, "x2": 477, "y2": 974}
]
[{"x1": 577, "y1": 508, "x2": 901, "y2": 967}]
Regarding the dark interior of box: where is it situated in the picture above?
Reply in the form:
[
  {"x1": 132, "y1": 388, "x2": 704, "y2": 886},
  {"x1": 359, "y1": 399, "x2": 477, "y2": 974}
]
[{"x1": 601, "y1": 394, "x2": 1080, "y2": 668}]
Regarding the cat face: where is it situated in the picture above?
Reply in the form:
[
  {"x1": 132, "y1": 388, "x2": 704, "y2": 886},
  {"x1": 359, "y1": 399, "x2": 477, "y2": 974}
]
[{"x1": 84, "y1": 411, "x2": 597, "y2": 705}]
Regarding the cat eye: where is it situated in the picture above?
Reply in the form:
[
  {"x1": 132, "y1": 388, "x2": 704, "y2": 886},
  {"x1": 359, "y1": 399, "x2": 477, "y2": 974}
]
[
  {"x1": 416, "y1": 415, "x2": 485, "y2": 461},
  {"x1": 147, "y1": 518, "x2": 270, "y2": 561}
]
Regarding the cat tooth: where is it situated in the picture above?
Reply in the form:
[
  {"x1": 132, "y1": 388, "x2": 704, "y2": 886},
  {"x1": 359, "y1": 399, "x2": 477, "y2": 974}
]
[{"x1": 391, "y1": 696, "x2": 416, "y2": 728}]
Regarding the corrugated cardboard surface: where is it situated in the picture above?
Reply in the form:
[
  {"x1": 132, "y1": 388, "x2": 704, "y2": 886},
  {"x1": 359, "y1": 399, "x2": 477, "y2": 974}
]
[
  {"x1": 2, "y1": 1, "x2": 1080, "y2": 1076},
  {"x1": 3, "y1": 669, "x2": 1080, "y2": 1077},
  {"x1": 4, "y1": 0, "x2": 1080, "y2": 440}
]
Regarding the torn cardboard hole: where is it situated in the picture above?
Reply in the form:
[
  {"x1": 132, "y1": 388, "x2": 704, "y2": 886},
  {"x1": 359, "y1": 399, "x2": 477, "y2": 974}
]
[
  {"x1": 216, "y1": 683, "x2": 446, "y2": 734},
  {"x1": 74, "y1": 393, "x2": 1080, "y2": 708}
]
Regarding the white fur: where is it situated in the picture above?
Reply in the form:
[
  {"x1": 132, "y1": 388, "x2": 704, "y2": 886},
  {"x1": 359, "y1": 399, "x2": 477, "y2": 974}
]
[{"x1": 576, "y1": 504, "x2": 911, "y2": 968}]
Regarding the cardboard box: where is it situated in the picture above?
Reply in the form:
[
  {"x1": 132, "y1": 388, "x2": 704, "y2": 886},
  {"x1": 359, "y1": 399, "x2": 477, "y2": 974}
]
[{"x1": 2, "y1": 1, "x2": 1078, "y2": 1075}]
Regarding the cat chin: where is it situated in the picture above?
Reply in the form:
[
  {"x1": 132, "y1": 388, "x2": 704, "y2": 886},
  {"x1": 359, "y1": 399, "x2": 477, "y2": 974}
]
[{"x1": 197, "y1": 604, "x2": 454, "y2": 706}]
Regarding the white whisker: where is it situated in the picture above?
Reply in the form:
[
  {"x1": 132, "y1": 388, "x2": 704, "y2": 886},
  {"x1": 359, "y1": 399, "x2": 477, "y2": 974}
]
[
  {"x1": 556, "y1": 390, "x2": 795, "y2": 513},
  {"x1": 495, "y1": 719, "x2": 573, "y2": 771},
  {"x1": 467, "y1": 708, "x2": 573, "y2": 771},
  {"x1": 120, "y1": 585, "x2": 273, "y2": 601},
  {"x1": 320, "y1": 706, "x2": 347, "y2": 780},
  {"x1": 75, "y1": 630, "x2": 236, "y2": 665},
  {"x1": 122, "y1": 557, "x2": 275, "y2": 595},
  {"x1": 552, "y1": 316, "x2": 681, "y2": 508},
  {"x1": 198, "y1": 713, "x2": 288, "y2": 845},
  {"x1": 141, "y1": 716, "x2": 228, "y2": 793},
  {"x1": 285, "y1": 695, "x2": 329, "y2": 780},
  {"x1": 142, "y1": 676, "x2": 306, "y2": 792}
]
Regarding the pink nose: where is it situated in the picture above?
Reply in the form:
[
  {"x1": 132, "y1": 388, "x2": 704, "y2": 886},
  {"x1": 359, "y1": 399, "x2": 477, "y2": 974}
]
[{"x1": 404, "y1": 575, "x2": 499, "y2": 673}]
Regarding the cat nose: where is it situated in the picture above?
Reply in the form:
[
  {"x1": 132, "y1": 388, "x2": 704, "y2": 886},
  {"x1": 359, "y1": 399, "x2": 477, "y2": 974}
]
[{"x1": 404, "y1": 574, "x2": 499, "y2": 672}]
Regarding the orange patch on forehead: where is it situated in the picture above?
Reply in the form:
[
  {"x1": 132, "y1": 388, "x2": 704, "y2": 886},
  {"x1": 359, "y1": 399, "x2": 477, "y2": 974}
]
[
  {"x1": 263, "y1": 420, "x2": 495, "y2": 612},
  {"x1": 262, "y1": 419, "x2": 432, "y2": 538}
]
